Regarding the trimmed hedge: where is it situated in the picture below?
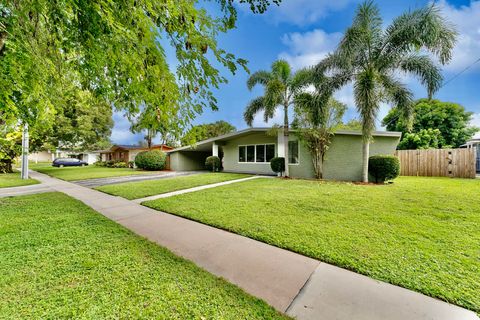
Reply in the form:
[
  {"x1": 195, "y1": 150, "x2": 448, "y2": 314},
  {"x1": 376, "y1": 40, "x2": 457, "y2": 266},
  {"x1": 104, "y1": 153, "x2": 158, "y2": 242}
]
[
  {"x1": 205, "y1": 156, "x2": 221, "y2": 172},
  {"x1": 368, "y1": 155, "x2": 400, "y2": 183},
  {"x1": 135, "y1": 150, "x2": 166, "y2": 171},
  {"x1": 270, "y1": 157, "x2": 285, "y2": 175}
]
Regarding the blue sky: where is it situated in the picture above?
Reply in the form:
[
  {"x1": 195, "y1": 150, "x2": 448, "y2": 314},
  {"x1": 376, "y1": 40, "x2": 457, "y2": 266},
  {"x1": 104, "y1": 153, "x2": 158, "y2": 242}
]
[{"x1": 112, "y1": 0, "x2": 480, "y2": 144}]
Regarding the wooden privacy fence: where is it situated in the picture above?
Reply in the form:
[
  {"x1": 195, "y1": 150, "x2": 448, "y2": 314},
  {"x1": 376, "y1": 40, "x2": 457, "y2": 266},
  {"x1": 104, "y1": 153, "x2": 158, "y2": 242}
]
[{"x1": 395, "y1": 148, "x2": 477, "y2": 179}]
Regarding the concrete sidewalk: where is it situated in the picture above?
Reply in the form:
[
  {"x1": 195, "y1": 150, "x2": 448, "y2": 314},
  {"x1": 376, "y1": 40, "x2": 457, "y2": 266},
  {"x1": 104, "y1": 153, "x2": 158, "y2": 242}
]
[
  {"x1": 24, "y1": 170, "x2": 479, "y2": 320},
  {"x1": 133, "y1": 175, "x2": 267, "y2": 203},
  {"x1": 0, "y1": 183, "x2": 53, "y2": 198}
]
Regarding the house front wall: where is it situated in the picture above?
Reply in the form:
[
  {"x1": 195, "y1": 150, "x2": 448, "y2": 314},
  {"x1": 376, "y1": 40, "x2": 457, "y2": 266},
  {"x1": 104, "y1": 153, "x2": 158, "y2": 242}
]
[
  {"x1": 222, "y1": 132, "x2": 399, "y2": 180},
  {"x1": 222, "y1": 132, "x2": 277, "y2": 175}
]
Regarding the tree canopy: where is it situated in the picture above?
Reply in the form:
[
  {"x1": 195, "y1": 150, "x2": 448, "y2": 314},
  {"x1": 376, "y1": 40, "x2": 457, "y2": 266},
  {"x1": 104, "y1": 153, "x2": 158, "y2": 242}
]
[
  {"x1": 383, "y1": 99, "x2": 478, "y2": 149},
  {"x1": 0, "y1": 0, "x2": 281, "y2": 168},
  {"x1": 181, "y1": 120, "x2": 236, "y2": 146},
  {"x1": 314, "y1": 1, "x2": 457, "y2": 181}
]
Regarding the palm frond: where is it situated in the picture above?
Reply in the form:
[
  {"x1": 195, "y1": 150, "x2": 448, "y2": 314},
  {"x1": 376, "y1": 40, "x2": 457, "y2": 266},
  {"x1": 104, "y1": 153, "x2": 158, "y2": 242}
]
[
  {"x1": 354, "y1": 69, "x2": 380, "y2": 141},
  {"x1": 399, "y1": 54, "x2": 442, "y2": 98},
  {"x1": 289, "y1": 67, "x2": 314, "y2": 93},
  {"x1": 246, "y1": 70, "x2": 271, "y2": 91},
  {"x1": 379, "y1": 73, "x2": 414, "y2": 130},
  {"x1": 243, "y1": 96, "x2": 265, "y2": 126},
  {"x1": 382, "y1": 5, "x2": 457, "y2": 64},
  {"x1": 271, "y1": 60, "x2": 291, "y2": 84}
]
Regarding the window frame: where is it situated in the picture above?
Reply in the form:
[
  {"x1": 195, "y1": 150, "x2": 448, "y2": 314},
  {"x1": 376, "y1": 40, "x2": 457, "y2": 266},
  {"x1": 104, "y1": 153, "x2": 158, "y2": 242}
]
[
  {"x1": 288, "y1": 140, "x2": 300, "y2": 165},
  {"x1": 238, "y1": 143, "x2": 276, "y2": 164}
]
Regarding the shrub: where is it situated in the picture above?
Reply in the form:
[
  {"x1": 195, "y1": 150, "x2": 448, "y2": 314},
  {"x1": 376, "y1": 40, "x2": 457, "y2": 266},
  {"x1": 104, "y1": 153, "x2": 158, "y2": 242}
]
[
  {"x1": 205, "y1": 156, "x2": 221, "y2": 172},
  {"x1": 270, "y1": 157, "x2": 285, "y2": 175},
  {"x1": 112, "y1": 161, "x2": 128, "y2": 168},
  {"x1": 105, "y1": 160, "x2": 115, "y2": 168},
  {"x1": 135, "y1": 150, "x2": 166, "y2": 170},
  {"x1": 94, "y1": 161, "x2": 106, "y2": 167},
  {"x1": 128, "y1": 161, "x2": 135, "y2": 168},
  {"x1": 368, "y1": 155, "x2": 400, "y2": 183}
]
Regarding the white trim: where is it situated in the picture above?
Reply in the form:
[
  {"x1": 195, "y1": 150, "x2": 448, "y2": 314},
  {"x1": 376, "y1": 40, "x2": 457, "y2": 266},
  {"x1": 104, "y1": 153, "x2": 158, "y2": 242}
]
[{"x1": 238, "y1": 143, "x2": 276, "y2": 164}]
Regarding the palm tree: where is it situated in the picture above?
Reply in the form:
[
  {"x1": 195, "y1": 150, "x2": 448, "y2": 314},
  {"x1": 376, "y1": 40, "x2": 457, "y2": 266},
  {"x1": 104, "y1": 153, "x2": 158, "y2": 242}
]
[
  {"x1": 244, "y1": 60, "x2": 308, "y2": 176},
  {"x1": 315, "y1": 1, "x2": 456, "y2": 182}
]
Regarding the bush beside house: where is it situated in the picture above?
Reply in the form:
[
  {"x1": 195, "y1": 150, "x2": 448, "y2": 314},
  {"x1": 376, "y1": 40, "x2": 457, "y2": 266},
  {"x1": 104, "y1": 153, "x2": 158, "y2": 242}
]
[
  {"x1": 368, "y1": 155, "x2": 400, "y2": 183},
  {"x1": 270, "y1": 157, "x2": 285, "y2": 176},
  {"x1": 205, "y1": 156, "x2": 221, "y2": 172},
  {"x1": 135, "y1": 150, "x2": 166, "y2": 170}
]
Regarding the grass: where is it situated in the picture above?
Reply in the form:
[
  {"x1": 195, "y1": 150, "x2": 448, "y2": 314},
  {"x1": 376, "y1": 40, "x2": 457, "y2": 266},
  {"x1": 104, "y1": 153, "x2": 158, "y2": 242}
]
[
  {"x1": 0, "y1": 172, "x2": 39, "y2": 188},
  {"x1": 30, "y1": 164, "x2": 158, "y2": 181},
  {"x1": 144, "y1": 176, "x2": 480, "y2": 313},
  {"x1": 0, "y1": 192, "x2": 287, "y2": 319},
  {"x1": 96, "y1": 173, "x2": 252, "y2": 199}
]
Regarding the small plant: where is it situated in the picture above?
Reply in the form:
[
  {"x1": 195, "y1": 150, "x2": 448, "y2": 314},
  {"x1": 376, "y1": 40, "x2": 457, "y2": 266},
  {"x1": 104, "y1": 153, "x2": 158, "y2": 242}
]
[
  {"x1": 135, "y1": 150, "x2": 166, "y2": 171},
  {"x1": 205, "y1": 156, "x2": 221, "y2": 172},
  {"x1": 105, "y1": 160, "x2": 115, "y2": 168},
  {"x1": 112, "y1": 161, "x2": 128, "y2": 168},
  {"x1": 94, "y1": 161, "x2": 106, "y2": 167},
  {"x1": 368, "y1": 155, "x2": 400, "y2": 183},
  {"x1": 270, "y1": 157, "x2": 285, "y2": 176},
  {"x1": 128, "y1": 161, "x2": 135, "y2": 168}
]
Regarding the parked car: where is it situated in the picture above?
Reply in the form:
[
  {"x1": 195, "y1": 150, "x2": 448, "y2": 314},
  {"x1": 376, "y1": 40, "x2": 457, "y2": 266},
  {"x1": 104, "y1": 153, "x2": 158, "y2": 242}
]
[{"x1": 52, "y1": 158, "x2": 88, "y2": 167}]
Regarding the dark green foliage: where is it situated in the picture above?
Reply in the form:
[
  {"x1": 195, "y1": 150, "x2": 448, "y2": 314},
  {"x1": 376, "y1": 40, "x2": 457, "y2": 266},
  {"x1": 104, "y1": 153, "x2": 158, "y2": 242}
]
[
  {"x1": 205, "y1": 156, "x2": 221, "y2": 172},
  {"x1": 383, "y1": 99, "x2": 478, "y2": 149},
  {"x1": 181, "y1": 121, "x2": 236, "y2": 146},
  {"x1": 368, "y1": 155, "x2": 400, "y2": 183},
  {"x1": 134, "y1": 150, "x2": 166, "y2": 171},
  {"x1": 270, "y1": 157, "x2": 285, "y2": 174}
]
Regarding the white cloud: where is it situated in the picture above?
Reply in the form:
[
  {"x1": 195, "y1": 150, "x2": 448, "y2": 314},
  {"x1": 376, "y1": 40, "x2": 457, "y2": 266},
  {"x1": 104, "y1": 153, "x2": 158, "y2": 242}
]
[
  {"x1": 251, "y1": 108, "x2": 287, "y2": 127},
  {"x1": 438, "y1": 0, "x2": 480, "y2": 72},
  {"x1": 260, "y1": 0, "x2": 354, "y2": 26},
  {"x1": 470, "y1": 113, "x2": 480, "y2": 127},
  {"x1": 279, "y1": 29, "x2": 342, "y2": 70},
  {"x1": 110, "y1": 111, "x2": 143, "y2": 145}
]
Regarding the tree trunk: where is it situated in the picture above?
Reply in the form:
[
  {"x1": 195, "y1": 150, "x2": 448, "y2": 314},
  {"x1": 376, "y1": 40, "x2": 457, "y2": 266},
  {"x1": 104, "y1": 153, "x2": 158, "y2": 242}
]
[
  {"x1": 362, "y1": 140, "x2": 370, "y2": 182},
  {"x1": 283, "y1": 105, "x2": 289, "y2": 177}
]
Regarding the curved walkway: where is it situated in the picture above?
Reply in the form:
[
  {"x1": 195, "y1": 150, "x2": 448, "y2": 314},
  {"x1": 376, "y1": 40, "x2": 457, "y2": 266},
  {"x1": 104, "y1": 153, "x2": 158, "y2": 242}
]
[{"x1": 21, "y1": 170, "x2": 480, "y2": 320}]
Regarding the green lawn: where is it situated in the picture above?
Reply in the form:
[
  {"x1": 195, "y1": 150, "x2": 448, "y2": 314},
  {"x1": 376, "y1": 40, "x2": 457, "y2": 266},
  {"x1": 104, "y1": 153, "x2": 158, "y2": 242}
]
[
  {"x1": 0, "y1": 172, "x2": 39, "y2": 188},
  {"x1": 96, "y1": 173, "x2": 251, "y2": 199},
  {"x1": 30, "y1": 164, "x2": 158, "y2": 181},
  {"x1": 144, "y1": 176, "x2": 480, "y2": 313},
  {"x1": 0, "y1": 192, "x2": 287, "y2": 319}
]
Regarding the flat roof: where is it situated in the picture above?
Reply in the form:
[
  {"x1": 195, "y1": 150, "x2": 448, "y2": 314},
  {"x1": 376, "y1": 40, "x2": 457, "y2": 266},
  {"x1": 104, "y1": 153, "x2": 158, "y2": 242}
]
[{"x1": 169, "y1": 127, "x2": 402, "y2": 153}]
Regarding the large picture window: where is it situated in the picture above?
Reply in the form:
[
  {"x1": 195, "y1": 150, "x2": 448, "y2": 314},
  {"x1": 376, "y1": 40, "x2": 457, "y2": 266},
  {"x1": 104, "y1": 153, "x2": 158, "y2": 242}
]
[
  {"x1": 238, "y1": 144, "x2": 275, "y2": 163},
  {"x1": 288, "y1": 140, "x2": 299, "y2": 164}
]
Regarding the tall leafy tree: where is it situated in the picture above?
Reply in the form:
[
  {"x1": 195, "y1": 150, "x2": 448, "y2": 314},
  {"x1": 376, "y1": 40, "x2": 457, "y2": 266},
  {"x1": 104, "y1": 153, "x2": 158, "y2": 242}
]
[
  {"x1": 0, "y1": 0, "x2": 281, "y2": 170},
  {"x1": 315, "y1": 1, "x2": 457, "y2": 182},
  {"x1": 293, "y1": 93, "x2": 346, "y2": 179},
  {"x1": 181, "y1": 121, "x2": 236, "y2": 146},
  {"x1": 244, "y1": 60, "x2": 309, "y2": 176},
  {"x1": 383, "y1": 99, "x2": 478, "y2": 149}
]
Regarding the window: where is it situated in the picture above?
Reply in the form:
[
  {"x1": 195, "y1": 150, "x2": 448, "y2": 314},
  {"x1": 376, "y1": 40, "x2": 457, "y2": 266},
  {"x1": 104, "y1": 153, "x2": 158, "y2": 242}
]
[
  {"x1": 288, "y1": 140, "x2": 299, "y2": 164},
  {"x1": 256, "y1": 145, "x2": 265, "y2": 162},
  {"x1": 246, "y1": 145, "x2": 255, "y2": 162},
  {"x1": 266, "y1": 144, "x2": 275, "y2": 162},
  {"x1": 238, "y1": 144, "x2": 276, "y2": 163},
  {"x1": 239, "y1": 146, "x2": 246, "y2": 162}
]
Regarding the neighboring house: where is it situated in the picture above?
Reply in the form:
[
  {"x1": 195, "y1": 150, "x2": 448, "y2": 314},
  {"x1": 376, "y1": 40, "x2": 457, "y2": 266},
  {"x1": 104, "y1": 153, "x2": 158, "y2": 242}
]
[
  {"x1": 167, "y1": 127, "x2": 402, "y2": 181},
  {"x1": 28, "y1": 149, "x2": 100, "y2": 164},
  {"x1": 464, "y1": 132, "x2": 480, "y2": 173},
  {"x1": 99, "y1": 144, "x2": 174, "y2": 163}
]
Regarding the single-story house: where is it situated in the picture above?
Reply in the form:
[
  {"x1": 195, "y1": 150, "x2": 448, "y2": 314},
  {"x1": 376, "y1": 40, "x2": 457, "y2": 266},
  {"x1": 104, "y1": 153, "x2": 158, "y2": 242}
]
[
  {"x1": 28, "y1": 149, "x2": 100, "y2": 164},
  {"x1": 167, "y1": 128, "x2": 402, "y2": 181},
  {"x1": 99, "y1": 144, "x2": 173, "y2": 163}
]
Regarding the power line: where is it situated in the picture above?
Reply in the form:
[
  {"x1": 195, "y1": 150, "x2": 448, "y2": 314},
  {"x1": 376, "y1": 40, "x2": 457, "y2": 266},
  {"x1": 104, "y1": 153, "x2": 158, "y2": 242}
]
[{"x1": 441, "y1": 56, "x2": 480, "y2": 88}]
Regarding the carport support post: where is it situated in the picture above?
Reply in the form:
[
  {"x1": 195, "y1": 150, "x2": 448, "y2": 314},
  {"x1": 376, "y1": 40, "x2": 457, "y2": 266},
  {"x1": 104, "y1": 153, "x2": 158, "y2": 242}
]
[
  {"x1": 212, "y1": 142, "x2": 219, "y2": 157},
  {"x1": 21, "y1": 122, "x2": 29, "y2": 179}
]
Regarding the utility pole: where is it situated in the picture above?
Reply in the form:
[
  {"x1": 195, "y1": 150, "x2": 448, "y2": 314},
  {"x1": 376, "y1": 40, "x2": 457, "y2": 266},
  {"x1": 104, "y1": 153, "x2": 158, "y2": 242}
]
[{"x1": 21, "y1": 122, "x2": 29, "y2": 179}]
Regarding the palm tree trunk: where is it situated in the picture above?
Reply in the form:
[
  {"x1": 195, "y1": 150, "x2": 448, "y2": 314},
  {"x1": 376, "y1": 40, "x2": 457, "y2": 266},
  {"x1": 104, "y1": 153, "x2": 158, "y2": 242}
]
[
  {"x1": 362, "y1": 140, "x2": 370, "y2": 182},
  {"x1": 283, "y1": 105, "x2": 289, "y2": 177}
]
